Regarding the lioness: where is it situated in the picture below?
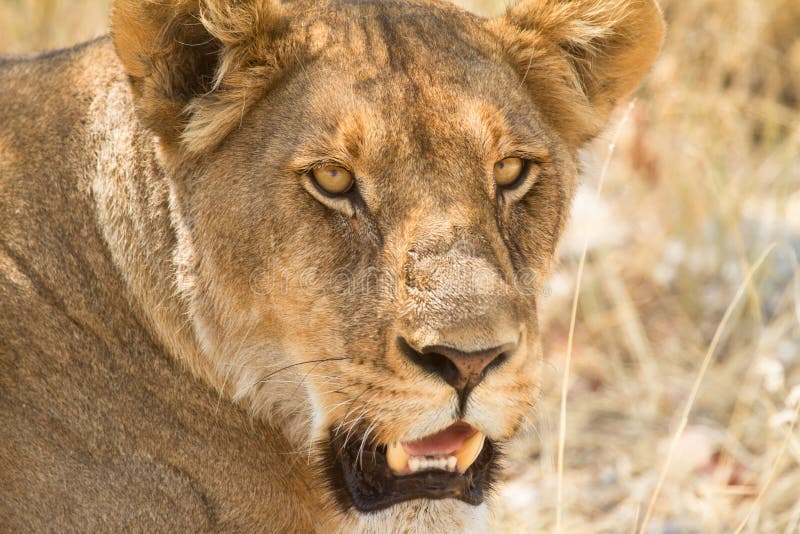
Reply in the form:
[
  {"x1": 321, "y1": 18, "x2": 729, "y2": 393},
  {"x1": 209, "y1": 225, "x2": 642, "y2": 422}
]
[{"x1": 0, "y1": 0, "x2": 663, "y2": 530}]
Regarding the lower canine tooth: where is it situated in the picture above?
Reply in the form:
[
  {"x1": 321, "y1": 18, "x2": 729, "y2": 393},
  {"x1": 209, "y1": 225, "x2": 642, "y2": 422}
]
[
  {"x1": 386, "y1": 442, "x2": 409, "y2": 474},
  {"x1": 455, "y1": 432, "x2": 485, "y2": 473}
]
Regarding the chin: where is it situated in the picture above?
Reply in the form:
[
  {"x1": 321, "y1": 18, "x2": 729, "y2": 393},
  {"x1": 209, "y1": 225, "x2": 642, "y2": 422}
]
[{"x1": 335, "y1": 496, "x2": 491, "y2": 534}]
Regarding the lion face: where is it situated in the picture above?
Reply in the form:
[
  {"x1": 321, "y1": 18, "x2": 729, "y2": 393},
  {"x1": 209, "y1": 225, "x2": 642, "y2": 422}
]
[
  {"x1": 178, "y1": 4, "x2": 570, "y2": 511},
  {"x1": 113, "y1": 0, "x2": 663, "y2": 520}
]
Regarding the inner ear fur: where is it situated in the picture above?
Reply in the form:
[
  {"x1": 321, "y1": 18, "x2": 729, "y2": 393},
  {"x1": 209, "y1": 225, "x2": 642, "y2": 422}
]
[
  {"x1": 488, "y1": 0, "x2": 665, "y2": 146},
  {"x1": 112, "y1": 0, "x2": 290, "y2": 153}
]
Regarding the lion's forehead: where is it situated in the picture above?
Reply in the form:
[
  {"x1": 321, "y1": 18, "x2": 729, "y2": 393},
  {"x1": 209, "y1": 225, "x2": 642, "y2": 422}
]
[
  {"x1": 289, "y1": 16, "x2": 550, "y2": 169},
  {"x1": 300, "y1": 0, "x2": 491, "y2": 62},
  {"x1": 295, "y1": 0, "x2": 515, "y2": 95}
]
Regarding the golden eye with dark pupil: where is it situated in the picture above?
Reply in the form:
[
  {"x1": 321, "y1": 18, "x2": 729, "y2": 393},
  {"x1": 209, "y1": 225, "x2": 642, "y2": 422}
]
[
  {"x1": 312, "y1": 165, "x2": 354, "y2": 195},
  {"x1": 493, "y1": 157, "x2": 524, "y2": 187}
]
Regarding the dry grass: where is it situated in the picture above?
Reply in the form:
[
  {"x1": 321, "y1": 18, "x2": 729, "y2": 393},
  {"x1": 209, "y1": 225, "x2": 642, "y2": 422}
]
[
  {"x1": 2, "y1": 0, "x2": 798, "y2": 531},
  {"x1": 0, "y1": 0, "x2": 109, "y2": 53}
]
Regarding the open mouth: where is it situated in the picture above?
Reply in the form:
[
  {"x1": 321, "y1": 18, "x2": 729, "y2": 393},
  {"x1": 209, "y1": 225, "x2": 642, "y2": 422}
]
[{"x1": 326, "y1": 422, "x2": 497, "y2": 513}]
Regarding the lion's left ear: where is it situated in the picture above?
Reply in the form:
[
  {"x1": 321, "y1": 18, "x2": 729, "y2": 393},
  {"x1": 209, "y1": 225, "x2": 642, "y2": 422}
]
[{"x1": 487, "y1": 0, "x2": 665, "y2": 145}]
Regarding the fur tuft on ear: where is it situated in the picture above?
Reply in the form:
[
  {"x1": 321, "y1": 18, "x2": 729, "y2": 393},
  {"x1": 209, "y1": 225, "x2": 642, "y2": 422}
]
[
  {"x1": 112, "y1": 0, "x2": 293, "y2": 153},
  {"x1": 488, "y1": 0, "x2": 665, "y2": 145}
]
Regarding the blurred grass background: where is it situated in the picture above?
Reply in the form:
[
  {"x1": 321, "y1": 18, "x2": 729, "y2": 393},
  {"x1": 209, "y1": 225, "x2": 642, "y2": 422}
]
[{"x1": 2, "y1": 0, "x2": 798, "y2": 532}]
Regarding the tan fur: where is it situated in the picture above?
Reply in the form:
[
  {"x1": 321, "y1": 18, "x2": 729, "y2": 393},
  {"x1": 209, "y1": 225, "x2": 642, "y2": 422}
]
[{"x1": 0, "y1": 0, "x2": 663, "y2": 530}]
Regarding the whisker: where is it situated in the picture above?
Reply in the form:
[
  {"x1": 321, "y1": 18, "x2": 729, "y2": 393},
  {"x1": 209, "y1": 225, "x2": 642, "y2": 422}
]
[
  {"x1": 341, "y1": 393, "x2": 377, "y2": 454},
  {"x1": 334, "y1": 387, "x2": 371, "y2": 437},
  {"x1": 357, "y1": 421, "x2": 378, "y2": 471}
]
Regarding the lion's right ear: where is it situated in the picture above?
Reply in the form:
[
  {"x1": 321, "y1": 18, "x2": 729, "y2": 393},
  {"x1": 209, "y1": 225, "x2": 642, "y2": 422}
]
[{"x1": 112, "y1": 0, "x2": 289, "y2": 152}]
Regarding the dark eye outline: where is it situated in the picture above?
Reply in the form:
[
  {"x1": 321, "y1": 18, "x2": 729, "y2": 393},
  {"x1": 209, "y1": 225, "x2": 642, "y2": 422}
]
[
  {"x1": 494, "y1": 155, "x2": 548, "y2": 207},
  {"x1": 296, "y1": 161, "x2": 363, "y2": 218},
  {"x1": 494, "y1": 157, "x2": 534, "y2": 191},
  {"x1": 309, "y1": 164, "x2": 356, "y2": 197}
]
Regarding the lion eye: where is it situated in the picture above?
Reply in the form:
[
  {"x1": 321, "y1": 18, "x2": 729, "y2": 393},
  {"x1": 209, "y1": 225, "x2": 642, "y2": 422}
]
[
  {"x1": 312, "y1": 165, "x2": 354, "y2": 195},
  {"x1": 493, "y1": 157, "x2": 525, "y2": 187}
]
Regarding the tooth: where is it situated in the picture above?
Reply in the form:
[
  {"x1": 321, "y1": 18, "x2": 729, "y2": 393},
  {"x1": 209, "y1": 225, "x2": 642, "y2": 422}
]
[
  {"x1": 387, "y1": 443, "x2": 409, "y2": 474},
  {"x1": 409, "y1": 457, "x2": 420, "y2": 473},
  {"x1": 447, "y1": 456, "x2": 457, "y2": 471},
  {"x1": 455, "y1": 432, "x2": 485, "y2": 473}
]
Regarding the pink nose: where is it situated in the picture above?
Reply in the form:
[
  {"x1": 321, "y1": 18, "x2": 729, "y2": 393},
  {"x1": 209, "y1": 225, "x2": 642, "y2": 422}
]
[{"x1": 398, "y1": 338, "x2": 516, "y2": 393}]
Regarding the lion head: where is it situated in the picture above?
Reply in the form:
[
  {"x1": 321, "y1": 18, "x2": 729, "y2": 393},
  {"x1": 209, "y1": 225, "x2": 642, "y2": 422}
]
[{"x1": 111, "y1": 0, "x2": 663, "y2": 526}]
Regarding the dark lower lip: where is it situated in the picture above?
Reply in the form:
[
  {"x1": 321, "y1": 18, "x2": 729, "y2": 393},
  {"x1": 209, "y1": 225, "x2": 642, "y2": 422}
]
[{"x1": 323, "y1": 429, "x2": 498, "y2": 513}]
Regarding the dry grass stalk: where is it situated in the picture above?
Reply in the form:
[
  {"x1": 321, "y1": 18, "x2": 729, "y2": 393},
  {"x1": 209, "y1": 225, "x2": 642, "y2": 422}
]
[{"x1": 556, "y1": 101, "x2": 637, "y2": 532}]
